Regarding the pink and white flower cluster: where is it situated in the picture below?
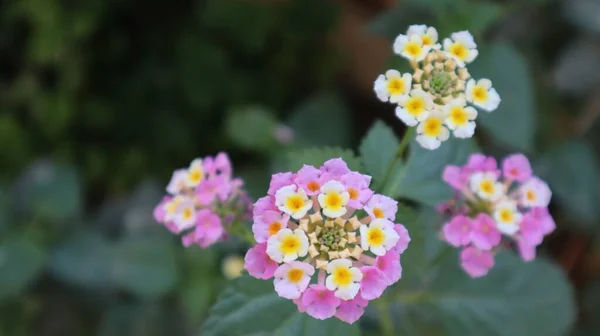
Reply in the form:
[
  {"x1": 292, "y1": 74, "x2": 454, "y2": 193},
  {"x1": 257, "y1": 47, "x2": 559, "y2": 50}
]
[
  {"x1": 244, "y1": 158, "x2": 410, "y2": 324},
  {"x1": 153, "y1": 153, "x2": 251, "y2": 248},
  {"x1": 440, "y1": 153, "x2": 555, "y2": 278}
]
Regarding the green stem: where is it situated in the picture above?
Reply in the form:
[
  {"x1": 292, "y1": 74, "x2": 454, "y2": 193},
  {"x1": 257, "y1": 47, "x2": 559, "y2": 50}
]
[
  {"x1": 377, "y1": 127, "x2": 415, "y2": 192},
  {"x1": 229, "y1": 220, "x2": 256, "y2": 245},
  {"x1": 375, "y1": 299, "x2": 395, "y2": 336}
]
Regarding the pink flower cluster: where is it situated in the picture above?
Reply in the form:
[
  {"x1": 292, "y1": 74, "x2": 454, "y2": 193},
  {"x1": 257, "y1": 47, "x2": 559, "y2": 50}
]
[
  {"x1": 153, "y1": 153, "x2": 251, "y2": 248},
  {"x1": 440, "y1": 153, "x2": 555, "y2": 277},
  {"x1": 244, "y1": 158, "x2": 410, "y2": 324}
]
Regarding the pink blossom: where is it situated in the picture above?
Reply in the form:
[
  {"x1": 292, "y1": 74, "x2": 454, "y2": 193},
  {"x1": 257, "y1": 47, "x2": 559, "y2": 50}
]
[
  {"x1": 193, "y1": 209, "x2": 224, "y2": 248},
  {"x1": 244, "y1": 243, "x2": 278, "y2": 280},
  {"x1": 267, "y1": 172, "x2": 295, "y2": 196},
  {"x1": 460, "y1": 246, "x2": 494, "y2": 278},
  {"x1": 294, "y1": 165, "x2": 323, "y2": 196},
  {"x1": 442, "y1": 215, "x2": 473, "y2": 247},
  {"x1": 253, "y1": 196, "x2": 278, "y2": 220},
  {"x1": 335, "y1": 296, "x2": 368, "y2": 324},
  {"x1": 520, "y1": 177, "x2": 552, "y2": 208},
  {"x1": 359, "y1": 266, "x2": 388, "y2": 300},
  {"x1": 294, "y1": 297, "x2": 306, "y2": 313},
  {"x1": 470, "y1": 213, "x2": 501, "y2": 251},
  {"x1": 531, "y1": 207, "x2": 556, "y2": 236},
  {"x1": 153, "y1": 196, "x2": 171, "y2": 222},
  {"x1": 465, "y1": 154, "x2": 498, "y2": 174},
  {"x1": 392, "y1": 224, "x2": 411, "y2": 253},
  {"x1": 274, "y1": 261, "x2": 314, "y2": 299},
  {"x1": 502, "y1": 153, "x2": 532, "y2": 182},
  {"x1": 252, "y1": 211, "x2": 290, "y2": 243},
  {"x1": 364, "y1": 194, "x2": 398, "y2": 220},
  {"x1": 517, "y1": 237, "x2": 536, "y2": 262},
  {"x1": 376, "y1": 251, "x2": 402, "y2": 285},
  {"x1": 518, "y1": 210, "x2": 544, "y2": 246},
  {"x1": 443, "y1": 165, "x2": 468, "y2": 190},
  {"x1": 203, "y1": 152, "x2": 232, "y2": 177},
  {"x1": 340, "y1": 172, "x2": 373, "y2": 209},
  {"x1": 320, "y1": 158, "x2": 350, "y2": 178},
  {"x1": 166, "y1": 169, "x2": 188, "y2": 194},
  {"x1": 195, "y1": 177, "x2": 223, "y2": 205},
  {"x1": 301, "y1": 285, "x2": 340, "y2": 320}
]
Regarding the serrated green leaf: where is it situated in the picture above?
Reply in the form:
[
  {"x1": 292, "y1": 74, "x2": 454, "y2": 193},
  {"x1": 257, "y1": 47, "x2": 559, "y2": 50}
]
[
  {"x1": 288, "y1": 92, "x2": 351, "y2": 147},
  {"x1": 359, "y1": 120, "x2": 401, "y2": 183},
  {"x1": 469, "y1": 43, "x2": 536, "y2": 151},
  {"x1": 226, "y1": 106, "x2": 278, "y2": 151},
  {"x1": 286, "y1": 147, "x2": 362, "y2": 172},
  {"x1": 534, "y1": 140, "x2": 600, "y2": 225},
  {"x1": 387, "y1": 138, "x2": 478, "y2": 206},
  {"x1": 201, "y1": 275, "x2": 360, "y2": 336},
  {"x1": 395, "y1": 254, "x2": 575, "y2": 336},
  {"x1": 0, "y1": 238, "x2": 45, "y2": 302}
]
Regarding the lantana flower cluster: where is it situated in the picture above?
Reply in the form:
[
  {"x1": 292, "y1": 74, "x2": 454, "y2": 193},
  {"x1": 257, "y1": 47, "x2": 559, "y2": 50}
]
[
  {"x1": 244, "y1": 158, "x2": 410, "y2": 324},
  {"x1": 439, "y1": 153, "x2": 555, "y2": 277},
  {"x1": 374, "y1": 25, "x2": 501, "y2": 150},
  {"x1": 153, "y1": 153, "x2": 251, "y2": 248}
]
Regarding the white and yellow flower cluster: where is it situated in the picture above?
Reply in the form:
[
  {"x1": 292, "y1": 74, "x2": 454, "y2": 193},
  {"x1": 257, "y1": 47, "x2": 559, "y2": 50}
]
[{"x1": 374, "y1": 25, "x2": 501, "y2": 150}]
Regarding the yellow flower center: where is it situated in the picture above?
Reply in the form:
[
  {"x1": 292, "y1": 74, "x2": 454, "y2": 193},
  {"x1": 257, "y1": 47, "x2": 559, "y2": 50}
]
[
  {"x1": 405, "y1": 42, "x2": 422, "y2": 58},
  {"x1": 166, "y1": 200, "x2": 180, "y2": 214},
  {"x1": 450, "y1": 43, "x2": 468, "y2": 60},
  {"x1": 367, "y1": 227, "x2": 385, "y2": 246},
  {"x1": 287, "y1": 268, "x2": 304, "y2": 283},
  {"x1": 307, "y1": 181, "x2": 320, "y2": 193},
  {"x1": 286, "y1": 195, "x2": 305, "y2": 212},
  {"x1": 526, "y1": 190, "x2": 536, "y2": 202},
  {"x1": 281, "y1": 236, "x2": 301, "y2": 254},
  {"x1": 333, "y1": 267, "x2": 353, "y2": 287},
  {"x1": 423, "y1": 118, "x2": 443, "y2": 137},
  {"x1": 189, "y1": 168, "x2": 204, "y2": 184},
  {"x1": 386, "y1": 78, "x2": 405, "y2": 95},
  {"x1": 449, "y1": 107, "x2": 468, "y2": 126},
  {"x1": 373, "y1": 207, "x2": 385, "y2": 219},
  {"x1": 406, "y1": 97, "x2": 425, "y2": 116},
  {"x1": 422, "y1": 35, "x2": 433, "y2": 45},
  {"x1": 472, "y1": 85, "x2": 488, "y2": 102},
  {"x1": 324, "y1": 192, "x2": 343, "y2": 210},
  {"x1": 182, "y1": 208, "x2": 193, "y2": 220},
  {"x1": 480, "y1": 180, "x2": 495, "y2": 194},
  {"x1": 348, "y1": 188, "x2": 359, "y2": 200},
  {"x1": 268, "y1": 222, "x2": 282, "y2": 236},
  {"x1": 499, "y1": 209, "x2": 514, "y2": 223}
]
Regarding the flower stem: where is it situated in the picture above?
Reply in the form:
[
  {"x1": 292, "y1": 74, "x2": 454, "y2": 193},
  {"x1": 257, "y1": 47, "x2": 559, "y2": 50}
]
[
  {"x1": 377, "y1": 127, "x2": 415, "y2": 191},
  {"x1": 375, "y1": 299, "x2": 395, "y2": 336}
]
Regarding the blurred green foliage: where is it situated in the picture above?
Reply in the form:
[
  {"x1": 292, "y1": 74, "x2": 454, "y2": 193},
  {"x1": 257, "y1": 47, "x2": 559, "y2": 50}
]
[{"x1": 3, "y1": 0, "x2": 600, "y2": 334}]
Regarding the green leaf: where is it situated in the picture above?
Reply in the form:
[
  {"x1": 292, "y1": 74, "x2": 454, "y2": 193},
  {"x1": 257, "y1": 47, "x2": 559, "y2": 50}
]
[
  {"x1": 49, "y1": 231, "x2": 114, "y2": 289},
  {"x1": 534, "y1": 140, "x2": 600, "y2": 225},
  {"x1": 387, "y1": 138, "x2": 478, "y2": 206},
  {"x1": 226, "y1": 106, "x2": 278, "y2": 152},
  {"x1": 201, "y1": 275, "x2": 360, "y2": 336},
  {"x1": 288, "y1": 92, "x2": 351, "y2": 147},
  {"x1": 15, "y1": 160, "x2": 82, "y2": 222},
  {"x1": 469, "y1": 43, "x2": 536, "y2": 151},
  {"x1": 99, "y1": 303, "x2": 184, "y2": 336},
  {"x1": 112, "y1": 235, "x2": 179, "y2": 299},
  {"x1": 396, "y1": 254, "x2": 575, "y2": 336},
  {"x1": 0, "y1": 238, "x2": 44, "y2": 302},
  {"x1": 285, "y1": 147, "x2": 362, "y2": 172},
  {"x1": 359, "y1": 120, "x2": 401, "y2": 183},
  {"x1": 50, "y1": 232, "x2": 179, "y2": 299}
]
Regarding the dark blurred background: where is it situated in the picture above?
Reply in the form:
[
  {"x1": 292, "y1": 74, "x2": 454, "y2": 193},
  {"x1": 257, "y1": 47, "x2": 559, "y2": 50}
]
[{"x1": 3, "y1": 0, "x2": 600, "y2": 335}]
